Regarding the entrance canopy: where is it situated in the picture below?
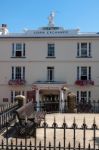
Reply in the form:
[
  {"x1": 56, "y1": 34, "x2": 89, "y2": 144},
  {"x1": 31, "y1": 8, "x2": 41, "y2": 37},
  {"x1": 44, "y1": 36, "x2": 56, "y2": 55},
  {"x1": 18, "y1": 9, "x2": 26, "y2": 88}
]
[
  {"x1": 32, "y1": 81, "x2": 68, "y2": 91},
  {"x1": 31, "y1": 81, "x2": 70, "y2": 112}
]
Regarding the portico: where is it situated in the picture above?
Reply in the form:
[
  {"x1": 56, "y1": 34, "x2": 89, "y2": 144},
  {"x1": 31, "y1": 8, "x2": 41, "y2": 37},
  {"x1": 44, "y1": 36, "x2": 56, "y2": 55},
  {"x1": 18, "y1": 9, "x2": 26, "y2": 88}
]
[{"x1": 32, "y1": 81, "x2": 68, "y2": 112}]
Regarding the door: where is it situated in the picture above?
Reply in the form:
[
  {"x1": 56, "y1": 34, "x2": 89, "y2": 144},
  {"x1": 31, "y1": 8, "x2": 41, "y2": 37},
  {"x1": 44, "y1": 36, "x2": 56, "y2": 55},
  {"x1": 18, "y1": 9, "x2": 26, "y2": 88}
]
[
  {"x1": 27, "y1": 91, "x2": 36, "y2": 102},
  {"x1": 43, "y1": 94, "x2": 59, "y2": 112}
]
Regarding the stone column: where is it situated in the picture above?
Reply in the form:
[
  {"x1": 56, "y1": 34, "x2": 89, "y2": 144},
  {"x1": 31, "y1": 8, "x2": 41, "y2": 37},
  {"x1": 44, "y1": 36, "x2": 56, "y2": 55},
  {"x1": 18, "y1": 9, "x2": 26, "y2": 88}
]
[
  {"x1": 64, "y1": 90, "x2": 68, "y2": 112},
  {"x1": 60, "y1": 90, "x2": 64, "y2": 112},
  {"x1": 36, "y1": 89, "x2": 39, "y2": 111}
]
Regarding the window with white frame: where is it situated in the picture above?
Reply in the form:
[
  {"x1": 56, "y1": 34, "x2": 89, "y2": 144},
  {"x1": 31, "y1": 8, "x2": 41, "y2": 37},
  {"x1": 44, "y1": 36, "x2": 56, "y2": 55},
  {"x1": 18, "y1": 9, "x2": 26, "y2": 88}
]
[
  {"x1": 11, "y1": 66, "x2": 25, "y2": 80},
  {"x1": 81, "y1": 43, "x2": 87, "y2": 57},
  {"x1": 77, "y1": 91, "x2": 79, "y2": 103},
  {"x1": 47, "y1": 44, "x2": 55, "y2": 57},
  {"x1": 47, "y1": 67, "x2": 54, "y2": 81},
  {"x1": 16, "y1": 67, "x2": 21, "y2": 79},
  {"x1": 11, "y1": 91, "x2": 24, "y2": 103},
  {"x1": 12, "y1": 43, "x2": 25, "y2": 57},
  {"x1": 77, "y1": 42, "x2": 91, "y2": 57},
  {"x1": 76, "y1": 91, "x2": 91, "y2": 103},
  {"x1": 81, "y1": 91, "x2": 87, "y2": 102},
  {"x1": 81, "y1": 67, "x2": 87, "y2": 80},
  {"x1": 77, "y1": 66, "x2": 91, "y2": 80}
]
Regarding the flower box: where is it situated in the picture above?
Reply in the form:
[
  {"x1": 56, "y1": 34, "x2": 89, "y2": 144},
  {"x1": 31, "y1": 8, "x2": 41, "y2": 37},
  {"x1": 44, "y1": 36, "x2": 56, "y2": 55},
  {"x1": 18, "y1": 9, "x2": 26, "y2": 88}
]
[
  {"x1": 75, "y1": 80, "x2": 94, "y2": 86},
  {"x1": 8, "y1": 79, "x2": 26, "y2": 85}
]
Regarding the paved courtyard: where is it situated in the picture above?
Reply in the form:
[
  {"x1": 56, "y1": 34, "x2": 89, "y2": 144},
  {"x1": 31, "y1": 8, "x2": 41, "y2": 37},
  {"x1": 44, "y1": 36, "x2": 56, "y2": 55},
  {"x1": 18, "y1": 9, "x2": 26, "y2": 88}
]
[{"x1": 1, "y1": 113, "x2": 99, "y2": 149}]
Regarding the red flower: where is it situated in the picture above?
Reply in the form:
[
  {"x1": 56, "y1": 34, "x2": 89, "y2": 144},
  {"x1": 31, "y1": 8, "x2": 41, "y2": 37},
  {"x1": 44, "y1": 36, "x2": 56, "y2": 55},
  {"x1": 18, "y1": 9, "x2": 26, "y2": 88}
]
[
  {"x1": 75, "y1": 80, "x2": 94, "y2": 86},
  {"x1": 8, "y1": 79, "x2": 26, "y2": 85}
]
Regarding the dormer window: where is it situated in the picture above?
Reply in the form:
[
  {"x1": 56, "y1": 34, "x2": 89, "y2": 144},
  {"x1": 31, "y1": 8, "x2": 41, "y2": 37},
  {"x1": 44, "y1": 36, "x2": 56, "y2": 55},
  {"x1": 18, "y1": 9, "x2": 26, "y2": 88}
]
[
  {"x1": 47, "y1": 44, "x2": 55, "y2": 58},
  {"x1": 12, "y1": 43, "x2": 26, "y2": 58}
]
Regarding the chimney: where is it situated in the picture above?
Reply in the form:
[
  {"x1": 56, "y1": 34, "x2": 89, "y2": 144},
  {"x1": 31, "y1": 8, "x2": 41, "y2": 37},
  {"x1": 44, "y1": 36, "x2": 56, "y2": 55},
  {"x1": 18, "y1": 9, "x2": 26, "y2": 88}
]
[{"x1": 0, "y1": 24, "x2": 9, "y2": 35}]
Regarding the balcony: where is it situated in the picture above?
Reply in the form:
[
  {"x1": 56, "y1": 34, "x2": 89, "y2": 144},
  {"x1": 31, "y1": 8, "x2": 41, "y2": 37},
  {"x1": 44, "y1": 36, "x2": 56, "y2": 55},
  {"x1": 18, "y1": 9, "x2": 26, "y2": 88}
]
[
  {"x1": 75, "y1": 80, "x2": 94, "y2": 86},
  {"x1": 8, "y1": 79, "x2": 26, "y2": 85}
]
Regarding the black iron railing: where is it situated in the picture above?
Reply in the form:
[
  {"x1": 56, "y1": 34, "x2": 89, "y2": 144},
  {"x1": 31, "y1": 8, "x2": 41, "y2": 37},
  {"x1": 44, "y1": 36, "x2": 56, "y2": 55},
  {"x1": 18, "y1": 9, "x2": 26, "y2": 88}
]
[
  {"x1": 33, "y1": 100, "x2": 99, "y2": 113},
  {"x1": 0, "y1": 102, "x2": 18, "y2": 133},
  {"x1": 0, "y1": 117, "x2": 99, "y2": 149},
  {"x1": 0, "y1": 100, "x2": 99, "y2": 149}
]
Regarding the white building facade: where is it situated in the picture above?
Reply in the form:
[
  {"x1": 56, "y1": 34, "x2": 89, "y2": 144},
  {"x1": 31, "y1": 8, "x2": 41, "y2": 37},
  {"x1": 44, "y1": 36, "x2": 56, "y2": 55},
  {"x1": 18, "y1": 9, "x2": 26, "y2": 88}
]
[{"x1": 0, "y1": 13, "x2": 99, "y2": 106}]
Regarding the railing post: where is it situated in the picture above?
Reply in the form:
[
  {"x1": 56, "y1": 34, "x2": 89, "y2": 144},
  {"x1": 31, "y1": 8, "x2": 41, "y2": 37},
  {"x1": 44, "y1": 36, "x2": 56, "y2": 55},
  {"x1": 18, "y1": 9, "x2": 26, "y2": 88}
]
[
  {"x1": 52, "y1": 117, "x2": 58, "y2": 150},
  {"x1": 15, "y1": 121, "x2": 18, "y2": 150},
  {"x1": 72, "y1": 118, "x2": 77, "y2": 150},
  {"x1": 20, "y1": 140, "x2": 23, "y2": 150},
  {"x1": 6, "y1": 122, "x2": 9, "y2": 150},
  {"x1": 62, "y1": 117, "x2": 67, "y2": 150},
  {"x1": 11, "y1": 139, "x2": 13, "y2": 149},
  {"x1": 82, "y1": 118, "x2": 87, "y2": 150},
  {"x1": 88, "y1": 143, "x2": 91, "y2": 150},
  {"x1": 25, "y1": 121, "x2": 27, "y2": 150},
  {"x1": 34, "y1": 122, "x2": 37, "y2": 150},
  {"x1": 29, "y1": 141, "x2": 32, "y2": 150},
  {"x1": 43, "y1": 118, "x2": 48, "y2": 150},
  {"x1": 1, "y1": 139, "x2": 4, "y2": 149},
  {"x1": 58, "y1": 142, "x2": 61, "y2": 150},
  {"x1": 39, "y1": 141, "x2": 41, "y2": 150},
  {"x1": 78, "y1": 143, "x2": 81, "y2": 150},
  {"x1": 68, "y1": 142, "x2": 71, "y2": 150},
  {"x1": 92, "y1": 118, "x2": 97, "y2": 150},
  {"x1": 48, "y1": 142, "x2": 51, "y2": 150}
]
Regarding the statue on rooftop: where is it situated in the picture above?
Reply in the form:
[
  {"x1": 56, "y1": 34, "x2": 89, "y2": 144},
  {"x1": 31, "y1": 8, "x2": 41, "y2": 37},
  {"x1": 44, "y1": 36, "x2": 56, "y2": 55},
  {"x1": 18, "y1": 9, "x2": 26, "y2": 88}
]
[{"x1": 48, "y1": 11, "x2": 55, "y2": 27}]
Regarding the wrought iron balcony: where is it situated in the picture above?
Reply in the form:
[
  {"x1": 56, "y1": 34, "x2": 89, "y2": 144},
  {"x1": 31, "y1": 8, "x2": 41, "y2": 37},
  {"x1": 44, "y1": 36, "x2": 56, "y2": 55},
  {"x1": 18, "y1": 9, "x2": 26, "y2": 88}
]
[
  {"x1": 75, "y1": 80, "x2": 94, "y2": 86},
  {"x1": 8, "y1": 79, "x2": 26, "y2": 85}
]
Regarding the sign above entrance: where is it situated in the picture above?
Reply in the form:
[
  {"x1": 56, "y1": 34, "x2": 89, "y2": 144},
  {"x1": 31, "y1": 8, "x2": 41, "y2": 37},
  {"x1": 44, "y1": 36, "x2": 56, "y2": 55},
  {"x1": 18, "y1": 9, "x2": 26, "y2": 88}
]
[
  {"x1": 32, "y1": 83, "x2": 67, "y2": 90},
  {"x1": 39, "y1": 86, "x2": 60, "y2": 90}
]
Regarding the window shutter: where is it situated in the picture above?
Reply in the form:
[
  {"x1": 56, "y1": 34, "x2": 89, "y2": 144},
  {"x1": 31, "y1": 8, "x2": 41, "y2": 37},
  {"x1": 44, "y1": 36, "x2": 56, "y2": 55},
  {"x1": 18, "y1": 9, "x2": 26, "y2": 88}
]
[
  {"x1": 23, "y1": 67, "x2": 25, "y2": 80},
  {"x1": 89, "y1": 67, "x2": 91, "y2": 80},
  {"x1": 89, "y1": 43, "x2": 91, "y2": 57},
  {"x1": 88, "y1": 91, "x2": 91, "y2": 101},
  {"x1": 12, "y1": 43, "x2": 14, "y2": 57},
  {"x1": 77, "y1": 66, "x2": 79, "y2": 80},
  {"x1": 12, "y1": 67, "x2": 14, "y2": 80},
  {"x1": 23, "y1": 43, "x2": 25, "y2": 56},
  {"x1": 77, "y1": 43, "x2": 79, "y2": 57}
]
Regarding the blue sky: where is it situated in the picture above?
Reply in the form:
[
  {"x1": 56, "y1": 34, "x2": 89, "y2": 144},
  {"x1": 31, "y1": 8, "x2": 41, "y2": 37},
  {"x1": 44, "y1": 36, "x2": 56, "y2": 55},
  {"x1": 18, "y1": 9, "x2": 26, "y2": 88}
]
[{"x1": 0, "y1": 0, "x2": 99, "y2": 32}]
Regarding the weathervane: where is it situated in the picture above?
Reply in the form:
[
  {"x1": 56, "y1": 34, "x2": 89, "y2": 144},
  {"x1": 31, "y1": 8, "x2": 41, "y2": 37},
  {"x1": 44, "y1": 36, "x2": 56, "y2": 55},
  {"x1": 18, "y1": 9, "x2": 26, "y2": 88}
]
[{"x1": 48, "y1": 11, "x2": 55, "y2": 27}]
